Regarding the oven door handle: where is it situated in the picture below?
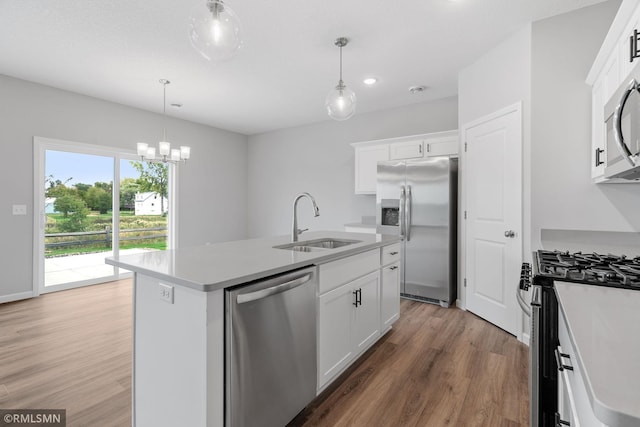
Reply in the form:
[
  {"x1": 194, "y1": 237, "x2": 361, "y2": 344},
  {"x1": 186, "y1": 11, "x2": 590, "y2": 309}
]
[{"x1": 613, "y1": 78, "x2": 640, "y2": 167}]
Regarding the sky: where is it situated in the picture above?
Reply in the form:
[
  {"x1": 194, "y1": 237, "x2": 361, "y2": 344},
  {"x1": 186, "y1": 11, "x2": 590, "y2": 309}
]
[{"x1": 46, "y1": 150, "x2": 140, "y2": 187}]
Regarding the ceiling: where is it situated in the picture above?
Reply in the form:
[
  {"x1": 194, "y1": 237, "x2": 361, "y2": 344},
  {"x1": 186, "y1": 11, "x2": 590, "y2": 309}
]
[{"x1": 0, "y1": 0, "x2": 607, "y2": 135}]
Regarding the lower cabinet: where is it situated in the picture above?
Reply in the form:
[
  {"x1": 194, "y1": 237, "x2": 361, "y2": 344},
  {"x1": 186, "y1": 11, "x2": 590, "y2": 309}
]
[
  {"x1": 381, "y1": 261, "x2": 400, "y2": 331},
  {"x1": 318, "y1": 270, "x2": 380, "y2": 389},
  {"x1": 557, "y1": 311, "x2": 609, "y2": 427}
]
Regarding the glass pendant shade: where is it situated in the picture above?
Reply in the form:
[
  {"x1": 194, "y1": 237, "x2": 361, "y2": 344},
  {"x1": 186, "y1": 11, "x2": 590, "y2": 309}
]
[
  {"x1": 325, "y1": 81, "x2": 357, "y2": 121},
  {"x1": 188, "y1": 0, "x2": 242, "y2": 62}
]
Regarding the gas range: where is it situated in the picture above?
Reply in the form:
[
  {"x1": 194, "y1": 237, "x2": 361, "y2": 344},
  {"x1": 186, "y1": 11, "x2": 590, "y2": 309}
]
[{"x1": 531, "y1": 249, "x2": 640, "y2": 290}]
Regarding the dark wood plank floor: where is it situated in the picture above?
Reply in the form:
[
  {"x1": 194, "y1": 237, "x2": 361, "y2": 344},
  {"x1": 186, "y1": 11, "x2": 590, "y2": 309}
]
[{"x1": 0, "y1": 280, "x2": 529, "y2": 427}]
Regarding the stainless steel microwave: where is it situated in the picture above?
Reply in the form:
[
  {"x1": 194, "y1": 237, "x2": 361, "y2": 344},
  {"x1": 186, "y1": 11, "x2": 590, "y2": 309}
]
[{"x1": 604, "y1": 74, "x2": 640, "y2": 180}]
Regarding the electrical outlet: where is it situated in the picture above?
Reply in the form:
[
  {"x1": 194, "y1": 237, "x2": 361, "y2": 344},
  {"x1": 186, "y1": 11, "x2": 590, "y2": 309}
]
[
  {"x1": 12, "y1": 205, "x2": 27, "y2": 215},
  {"x1": 159, "y1": 283, "x2": 174, "y2": 304}
]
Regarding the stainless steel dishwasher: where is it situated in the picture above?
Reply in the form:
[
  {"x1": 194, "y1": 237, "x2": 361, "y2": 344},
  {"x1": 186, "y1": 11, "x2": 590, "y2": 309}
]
[{"x1": 225, "y1": 266, "x2": 317, "y2": 427}]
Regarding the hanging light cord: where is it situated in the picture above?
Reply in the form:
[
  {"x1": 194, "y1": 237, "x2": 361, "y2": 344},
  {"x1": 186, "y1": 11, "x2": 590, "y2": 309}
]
[
  {"x1": 162, "y1": 81, "x2": 167, "y2": 141},
  {"x1": 339, "y1": 44, "x2": 343, "y2": 84}
]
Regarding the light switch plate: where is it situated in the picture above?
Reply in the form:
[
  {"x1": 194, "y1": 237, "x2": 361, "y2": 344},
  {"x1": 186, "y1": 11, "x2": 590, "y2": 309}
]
[{"x1": 12, "y1": 205, "x2": 27, "y2": 215}]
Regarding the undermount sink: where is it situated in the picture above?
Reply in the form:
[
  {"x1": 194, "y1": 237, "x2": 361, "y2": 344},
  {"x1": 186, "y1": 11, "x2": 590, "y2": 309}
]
[{"x1": 274, "y1": 238, "x2": 362, "y2": 252}]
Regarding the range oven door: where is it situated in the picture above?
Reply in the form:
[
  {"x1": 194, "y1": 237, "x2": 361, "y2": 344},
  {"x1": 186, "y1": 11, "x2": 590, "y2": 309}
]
[{"x1": 604, "y1": 77, "x2": 640, "y2": 180}]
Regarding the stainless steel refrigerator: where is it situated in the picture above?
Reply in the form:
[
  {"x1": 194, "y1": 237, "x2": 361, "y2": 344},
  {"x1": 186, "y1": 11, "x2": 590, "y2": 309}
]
[{"x1": 376, "y1": 157, "x2": 457, "y2": 307}]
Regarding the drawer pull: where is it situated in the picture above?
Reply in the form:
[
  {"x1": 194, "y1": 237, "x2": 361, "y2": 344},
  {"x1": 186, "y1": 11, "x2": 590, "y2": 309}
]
[
  {"x1": 389, "y1": 251, "x2": 399, "y2": 255},
  {"x1": 389, "y1": 266, "x2": 398, "y2": 270},
  {"x1": 554, "y1": 348, "x2": 573, "y2": 372}
]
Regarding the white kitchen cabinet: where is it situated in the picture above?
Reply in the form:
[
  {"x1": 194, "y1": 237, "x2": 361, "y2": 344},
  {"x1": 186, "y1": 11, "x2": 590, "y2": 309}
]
[
  {"x1": 381, "y1": 262, "x2": 400, "y2": 332},
  {"x1": 318, "y1": 270, "x2": 380, "y2": 389},
  {"x1": 352, "y1": 272, "x2": 381, "y2": 353},
  {"x1": 318, "y1": 281, "x2": 355, "y2": 387},
  {"x1": 351, "y1": 130, "x2": 458, "y2": 194},
  {"x1": 424, "y1": 133, "x2": 459, "y2": 157},
  {"x1": 354, "y1": 144, "x2": 389, "y2": 194},
  {"x1": 587, "y1": 0, "x2": 640, "y2": 183},
  {"x1": 592, "y1": 77, "x2": 607, "y2": 181},
  {"x1": 557, "y1": 310, "x2": 609, "y2": 427},
  {"x1": 389, "y1": 139, "x2": 424, "y2": 160}
]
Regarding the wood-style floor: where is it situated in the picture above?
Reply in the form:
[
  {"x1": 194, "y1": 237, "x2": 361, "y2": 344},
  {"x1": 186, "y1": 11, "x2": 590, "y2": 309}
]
[{"x1": 0, "y1": 280, "x2": 528, "y2": 427}]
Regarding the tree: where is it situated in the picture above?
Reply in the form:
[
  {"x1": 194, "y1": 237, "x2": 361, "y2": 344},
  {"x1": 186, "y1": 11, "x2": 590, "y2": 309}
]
[
  {"x1": 120, "y1": 178, "x2": 140, "y2": 210},
  {"x1": 54, "y1": 194, "x2": 89, "y2": 232},
  {"x1": 131, "y1": 161, "x2": 168, "y2": 214},
  {"x1": 74, "y1": 183, "x2": 91, "y2": 203},
  {"x1": 45, "y1": 175, "x2": 76, "y2": 199},
  {"x1": 85, "y1": 187, "x2": 112, "y2": 214}
]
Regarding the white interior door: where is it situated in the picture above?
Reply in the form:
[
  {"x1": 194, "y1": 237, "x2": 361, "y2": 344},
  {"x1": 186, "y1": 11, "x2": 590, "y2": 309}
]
[{"x1": 463, "y1": 104, "x2": 522, "y2": 336}]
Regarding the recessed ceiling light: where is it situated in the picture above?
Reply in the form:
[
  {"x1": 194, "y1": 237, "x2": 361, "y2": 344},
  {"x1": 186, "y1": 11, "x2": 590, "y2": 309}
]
[
  {"x1": 363, "y1": 77, "x2": 378, "y2": 86},
  {"x1": 409, "y1": 85, "x2": 428, "y2": 94}
]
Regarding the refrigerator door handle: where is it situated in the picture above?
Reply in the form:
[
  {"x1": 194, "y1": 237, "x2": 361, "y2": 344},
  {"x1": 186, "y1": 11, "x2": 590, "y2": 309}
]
[
  {"x1": 399, "y1": 186, "x2": 406, "y2": 239},
  {"x1": 405, "y1": 185, "x2": 412, "y2": 241}
]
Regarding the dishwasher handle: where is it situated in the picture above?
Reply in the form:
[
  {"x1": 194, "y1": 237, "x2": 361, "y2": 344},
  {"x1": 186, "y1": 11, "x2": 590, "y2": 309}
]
[{"x1": 237, "y1": 273, "x2": 312, "y2": 304}]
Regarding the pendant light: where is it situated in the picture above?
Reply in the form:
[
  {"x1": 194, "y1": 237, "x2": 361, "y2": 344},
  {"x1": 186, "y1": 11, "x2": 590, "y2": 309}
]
[
  {"x1": 188, "y1": 0, "x2": 243, "y2": 62},
  {"x1": 325, "y1": 37, "x2": 357, "y2": 121},
  {"x1": 136, "y1": 79, "x2": 191, "y2": 164}
]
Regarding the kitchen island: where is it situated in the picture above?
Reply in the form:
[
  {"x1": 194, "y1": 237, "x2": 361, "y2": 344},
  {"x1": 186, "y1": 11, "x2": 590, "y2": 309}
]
[
  {"x1": 106, "y1": 231, "x2": 401, "y2": 427},
  {"x1": 555, "y1": 282, "x2": 640, "y2": 427}
]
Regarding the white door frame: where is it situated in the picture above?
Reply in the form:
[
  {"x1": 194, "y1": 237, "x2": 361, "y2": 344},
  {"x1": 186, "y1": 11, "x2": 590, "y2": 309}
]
[
  {"x1": 458, "y1": 102, "x2": 525, "y2": 341},
  {"x1": 33, "y1": 136, "x2": 178, "y2": 295}
]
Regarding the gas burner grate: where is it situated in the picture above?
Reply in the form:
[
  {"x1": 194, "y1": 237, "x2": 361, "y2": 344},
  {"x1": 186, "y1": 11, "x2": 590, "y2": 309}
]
[{"x1": 534, "y1": 250, "x2": 640, "y2": 289}]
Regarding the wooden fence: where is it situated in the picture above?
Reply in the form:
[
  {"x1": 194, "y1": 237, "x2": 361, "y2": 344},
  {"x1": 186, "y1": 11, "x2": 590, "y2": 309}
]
[{"x1": 45, "y1": 226, "x2": 167, "y2": 249}]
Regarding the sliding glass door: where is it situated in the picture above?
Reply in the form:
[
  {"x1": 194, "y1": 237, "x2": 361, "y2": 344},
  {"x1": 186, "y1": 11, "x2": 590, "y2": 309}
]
[{"x1": 34, "y1": 137, "x2": 173, "y2": 294}]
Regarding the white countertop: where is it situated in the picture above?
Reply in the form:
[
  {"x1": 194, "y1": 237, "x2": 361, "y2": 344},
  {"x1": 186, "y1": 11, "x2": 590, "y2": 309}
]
[
  {"x1": 105, "y1": 231, "x2": 400, "y2": 292},
  {"x1": 555, "y1": 282, "x2": 640, "y2": 426}
]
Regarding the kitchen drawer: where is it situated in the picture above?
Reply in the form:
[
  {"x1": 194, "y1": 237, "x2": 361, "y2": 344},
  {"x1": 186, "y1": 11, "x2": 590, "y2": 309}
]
[
  {"x1": 319, "y1": 249, "x2": 380, "y2": 294},
  {"x1": 381, "y1": 243, "x2": 401, "y2": 266},
  {"x1": 557, "y1": 310, "x2": 607, "y2": 427}
]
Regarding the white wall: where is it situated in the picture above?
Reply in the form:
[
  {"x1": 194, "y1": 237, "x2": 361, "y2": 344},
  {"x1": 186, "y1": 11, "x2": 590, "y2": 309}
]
[
  {"x1": 0, "y1": 74, "x2": 248, "y2": 301},
  {"x1": 458, "y1": 25, "x2": 532, "y2": 309},
  {"x1": 530, "y1": 0, "x2": 640, "y2": 250},
  {"x1": 246, "y1": 97, "x2": 458, "y2": 238}
]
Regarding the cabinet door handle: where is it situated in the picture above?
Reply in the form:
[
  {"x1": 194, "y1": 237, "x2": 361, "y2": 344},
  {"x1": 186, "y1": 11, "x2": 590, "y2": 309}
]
[
  {"x1": 389, "y1": 251, "x2": 399, "y2": 255},
  {"x1": 389, "y1": 266, "x2": 398, "y2": 270},
  {"x1": 554, "y1": 348, "x2": 573, "y2": 371},
  {"x1": 352, "y1": 288, "x2": 362, "y2": 307},
  {"x1": 555, "y1": 412, "x2": 571, "y2": 426},
  {"x1": 426, "y1": 143, "x2": 430, "y2": 153},
  {"x1": 595, "y1": 147, "x2": 604, "y2": 167},
  {"x1": 419, "y1": 144, "x2": 422, "y2": 154}
]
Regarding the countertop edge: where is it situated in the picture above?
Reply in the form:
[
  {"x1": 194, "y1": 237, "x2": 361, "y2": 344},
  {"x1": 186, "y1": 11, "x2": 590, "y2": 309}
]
[
  {"x1": 555, "y1": 282, "x2": 640, "y2": 427},
  {"x1": 106, "y1": 234, "x2": 400, "y2": 292}
]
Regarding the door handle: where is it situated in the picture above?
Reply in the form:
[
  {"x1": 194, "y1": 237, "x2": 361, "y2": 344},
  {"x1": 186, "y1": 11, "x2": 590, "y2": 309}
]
[
  {"x1": 613, "y1": 79, "x2": 640, "y2": 167},
  {"x1": 504, "y1": 230, "x2": 515, "y2": 238},
  {"x1": 237, "y1": 273, "x2": 311, "y2": 304},
  {"x1": 352, "y1": 288, "x2": 362, "y2": 307},
  {"x1": 399, "y1": 186, "x2": 406, "y2": 239},
  {"x1": 595, "y1": 147, "x2": 604, "y2": 167},
  {"x1": 405, "y1": 185, "x2": 412, "y2": 241}
]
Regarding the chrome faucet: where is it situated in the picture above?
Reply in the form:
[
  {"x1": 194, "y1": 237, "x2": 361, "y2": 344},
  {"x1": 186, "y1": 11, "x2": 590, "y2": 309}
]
[{"x1": 292, "y1": 192, "x2": 320, "y2": 242}]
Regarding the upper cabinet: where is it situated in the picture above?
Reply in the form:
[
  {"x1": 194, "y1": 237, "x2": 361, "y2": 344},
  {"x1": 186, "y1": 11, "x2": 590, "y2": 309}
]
[
  {"x1": 354, "y1": 144, "x2": 390, "y2": 194},
  {"x1": 389, "y1": 140, "x2": 423, "y2": 160},
  {"x1": 351, "y1": 130, "x2": 458, "y2": 194},
  {"x1": 587, "y1": 0, "x2": 640, "y2": 183}
]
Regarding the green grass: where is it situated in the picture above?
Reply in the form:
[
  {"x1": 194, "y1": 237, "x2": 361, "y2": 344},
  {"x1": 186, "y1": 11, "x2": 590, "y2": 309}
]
[{"x1": 45, "y1": 210, "x2": 168, "y2": 257}]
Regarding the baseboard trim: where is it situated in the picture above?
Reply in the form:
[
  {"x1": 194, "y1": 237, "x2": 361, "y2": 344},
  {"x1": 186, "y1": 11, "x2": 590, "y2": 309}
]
[
  {"x1": 455, "y1": 299, "x2": 466, "y2": 310},
  {"x1": 520, "y1": 332, "x2": 530, "y2": 347},
  {"x1": 0, "y1": 291, "x2": 34, "y2": 304}
]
